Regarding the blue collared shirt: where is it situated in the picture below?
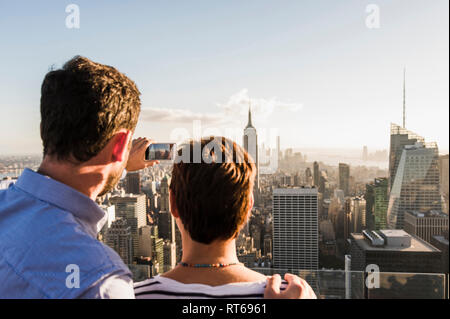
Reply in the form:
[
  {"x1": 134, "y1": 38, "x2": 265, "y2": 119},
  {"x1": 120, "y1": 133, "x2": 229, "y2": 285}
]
[{"x1": 0, "y1": 168, "x2": 134, "y2": 298}]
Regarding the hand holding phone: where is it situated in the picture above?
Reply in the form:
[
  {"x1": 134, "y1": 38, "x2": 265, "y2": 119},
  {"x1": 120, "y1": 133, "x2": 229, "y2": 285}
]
[
  {"x1": 127, "y1": 137, "x2": 160, "y2": 172},
  {"x1": 145, "y1": 143, "x2": 176, "y2": 161}
]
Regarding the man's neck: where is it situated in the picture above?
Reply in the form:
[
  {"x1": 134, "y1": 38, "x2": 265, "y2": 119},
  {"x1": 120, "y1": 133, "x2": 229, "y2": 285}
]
[{"x1": 38, "y1": 156, "x2": 106, "y2": 201}]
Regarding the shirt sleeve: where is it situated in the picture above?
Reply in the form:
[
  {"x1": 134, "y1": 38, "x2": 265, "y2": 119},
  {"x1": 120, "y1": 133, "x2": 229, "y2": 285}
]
[{"x1": 79, "y1": 273, "x2": 135, "y2": 299}]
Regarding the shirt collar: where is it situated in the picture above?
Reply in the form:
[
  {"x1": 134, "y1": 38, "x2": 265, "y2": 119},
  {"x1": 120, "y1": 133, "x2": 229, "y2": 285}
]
[{"x1": 15, "y1": 168, "x2": 107, "y2": 237}]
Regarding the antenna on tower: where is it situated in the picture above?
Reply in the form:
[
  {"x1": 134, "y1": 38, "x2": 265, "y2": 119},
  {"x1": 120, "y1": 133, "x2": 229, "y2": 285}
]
[
  {"x1": 403, "y1": 67, "x2": 406, "y2": 128},
  {"x1": 247, "y1": 99, "x2": 253, "y2": 127}
]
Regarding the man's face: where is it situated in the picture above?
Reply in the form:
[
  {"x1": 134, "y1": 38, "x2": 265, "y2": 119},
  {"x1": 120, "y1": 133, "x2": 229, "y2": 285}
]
[
  {"x1": 98, "y1": 135, "x2": 132, "y2": 196},
  {"x1": 98, "y1": 164, "x2": 125, "y2": 196}
]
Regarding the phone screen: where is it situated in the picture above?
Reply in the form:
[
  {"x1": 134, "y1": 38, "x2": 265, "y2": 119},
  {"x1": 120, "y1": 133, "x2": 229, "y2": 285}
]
[{"x1": 145, "y1": 143, "x2": 175, "y2": 161}]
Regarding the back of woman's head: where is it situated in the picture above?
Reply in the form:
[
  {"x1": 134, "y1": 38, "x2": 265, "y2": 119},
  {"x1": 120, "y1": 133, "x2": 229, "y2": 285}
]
[{"x1": 169, "y1": 136, "x2": 256, "y2": 244}]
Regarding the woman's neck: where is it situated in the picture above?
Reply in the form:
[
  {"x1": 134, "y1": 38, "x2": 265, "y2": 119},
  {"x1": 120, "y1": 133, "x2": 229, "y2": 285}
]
[
  {"x1": 181, "y1": 237, "x2": 240, "y2": 265},
  {"x1": 160, "y1": 226, "x2": 267, "y2": 285}
]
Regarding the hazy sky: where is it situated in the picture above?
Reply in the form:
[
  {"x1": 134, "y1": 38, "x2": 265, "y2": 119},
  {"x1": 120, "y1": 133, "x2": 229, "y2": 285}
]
[{"x1": 0, "y1": 0, "x2": 448, "y2": 155}]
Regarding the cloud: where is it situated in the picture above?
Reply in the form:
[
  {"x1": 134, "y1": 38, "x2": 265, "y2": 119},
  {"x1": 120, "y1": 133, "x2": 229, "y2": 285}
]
[
  {"x1": 140, "y1": 107, "x2": 224, "y2": 125},
  {"x1": 140, "y1": 89, "x2": 302, "y2": 124},
  {"x1": 219, "y1": 88, "x2": 302, "y2": 120}
]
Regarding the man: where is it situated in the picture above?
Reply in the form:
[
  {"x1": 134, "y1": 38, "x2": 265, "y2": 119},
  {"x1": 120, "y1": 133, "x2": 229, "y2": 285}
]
[{"x1": 0, "y1": 56, "x2": 307, "y2": 298}]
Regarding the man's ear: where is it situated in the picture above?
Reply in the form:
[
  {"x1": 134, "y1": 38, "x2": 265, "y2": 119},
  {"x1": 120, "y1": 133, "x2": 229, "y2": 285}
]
[
  {"x1": 169, "y1": 189, "x2": 179, "y2": 218},
  {"x1": 111, "y1": 131, "x2": 132, "y2": 162}
]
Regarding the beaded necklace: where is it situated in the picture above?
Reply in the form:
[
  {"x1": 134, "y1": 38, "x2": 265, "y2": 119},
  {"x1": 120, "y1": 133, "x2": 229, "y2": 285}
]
[{"x1": 179, "y1": 262, "x2": 242, "y2": 268}]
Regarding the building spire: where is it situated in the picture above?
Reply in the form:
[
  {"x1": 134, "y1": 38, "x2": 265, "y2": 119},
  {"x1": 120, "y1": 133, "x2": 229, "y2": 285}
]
[
  {"x1": 248, "y1": 100, "x2": 252, "y2": 126},
  {"x1": 403, "y1": 67, "x2": 406, "y2": 128},
  {"x1": 246, "y1": 100, "x2": 253, "y2": 128}
]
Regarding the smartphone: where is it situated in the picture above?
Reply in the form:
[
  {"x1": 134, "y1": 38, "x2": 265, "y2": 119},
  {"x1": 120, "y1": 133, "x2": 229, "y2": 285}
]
[{"x1": 145, "y1": 143, "x2": 176, "y2": 161}]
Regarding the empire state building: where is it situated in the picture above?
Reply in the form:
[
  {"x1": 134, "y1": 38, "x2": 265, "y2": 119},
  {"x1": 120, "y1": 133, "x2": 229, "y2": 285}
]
[{"x1": 243, "y1": 105, "x2": 259, "y2": 190}]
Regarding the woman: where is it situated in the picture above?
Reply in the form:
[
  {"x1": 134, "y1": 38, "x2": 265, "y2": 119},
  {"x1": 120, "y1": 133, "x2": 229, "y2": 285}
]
[{"x1": 134, "y1": 137, "x2": 316, "y2": 299}]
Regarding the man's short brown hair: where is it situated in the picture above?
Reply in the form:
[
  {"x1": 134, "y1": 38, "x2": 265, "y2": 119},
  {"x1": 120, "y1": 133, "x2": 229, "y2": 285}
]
[
  {"x1": 40, "y1": 56, "x2": 141, "y2": 162},
  {"x1": 169, "y1": 136, "x2": 256, "y2": 244}
]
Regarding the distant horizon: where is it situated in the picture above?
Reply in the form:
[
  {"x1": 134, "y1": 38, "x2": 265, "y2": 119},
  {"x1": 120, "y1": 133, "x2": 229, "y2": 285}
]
[
  {"x1": 0, "y1": 1, "x2": 448, "y2": 155},
  {"x1": 1, "y1": 143, "x2": 448, "y2": 157},
  {"x1": 0, "y1": 145, "x2": 409, "y2": 172}
]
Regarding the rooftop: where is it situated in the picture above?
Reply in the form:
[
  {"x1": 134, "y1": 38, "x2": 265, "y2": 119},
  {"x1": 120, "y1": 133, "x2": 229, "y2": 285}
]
[
  {"x1": 273, "y1": 187, "x2": 318, "y2": 195},
  {"x1": 110, "y1": 193, "x2": 145, "y2": 200},
  {"x1": 351, "y1": 232, "x2": 440, "y2": 253},
  {"x1": 406, "y1": 210, "x2": 448, "y2": 218},
  {"x1": 379, "y1": 229, "x2": 411, "y2": 238}
]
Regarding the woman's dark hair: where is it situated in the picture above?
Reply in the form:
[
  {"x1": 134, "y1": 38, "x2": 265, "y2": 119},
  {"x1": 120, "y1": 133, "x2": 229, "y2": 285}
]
[{"x1": 170, "y1": 136, "x2": 256, "y2": 244}]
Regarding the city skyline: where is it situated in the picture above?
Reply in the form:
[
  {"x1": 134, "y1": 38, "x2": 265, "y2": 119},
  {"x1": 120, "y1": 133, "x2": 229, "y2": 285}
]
[
  {"x1": 0, "y1": 1, "x2": 448, "y2": 301},
  {"x1": 0, "y1": 1, "x2": 448, "y2": 155}
]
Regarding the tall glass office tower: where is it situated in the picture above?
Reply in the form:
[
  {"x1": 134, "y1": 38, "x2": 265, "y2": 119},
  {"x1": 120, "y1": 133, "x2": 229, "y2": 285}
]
[
  {"x1": 387, "y1": 142, "x2": 442, "y2": 229},
  {"x1": 338, "y1": 163, "x2": 350, "y2": 196},
  {"x1": 373, "y1": 178, "x2": 389, "y2": 230},
  {"x1": 388, "y1": 124, "x2": 425, "y2": 192}
]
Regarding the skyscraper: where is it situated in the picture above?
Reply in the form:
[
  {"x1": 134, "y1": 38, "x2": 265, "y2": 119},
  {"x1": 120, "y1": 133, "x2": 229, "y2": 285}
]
[
  {"x1": 110, "y1": 194, "x2": 147, "y2": 259},
  {"x1": 349, "y1": 229, "x2": 443, "y2": 274},
  {"x1": 439, "y1": 154, "x2": 449, "y2": 214},
  {"x1": 243, "y1": 104, "x2": 259, "y2": 189},
  {"x1": 404, "y1": 210, "x2": 448, "y2": 244},
  {"x1": 373, "y1": 178, "x2": 389, "y2": 230},
  {"x1": 350, "y1": 230, "x2": 444, "y2": 299},
  {"x1": 263, "y1": 234, "x2": 272, "y2": 257},
  {"x1": 362, "y1": 146, "x2": 368, "y2": 161},
  {"x1": 163, "y1": 240, "x2": 176, "y2": 272},
  {"x1": 160, "y1": 176, "x2": 170, "y2": 212},
  {"x1": 338, "y1": 163, "x2": 350, "y2": 196},
  {"x1": 106, "y1": 218, "x2": 134, "y2": 264},
  {"x1": 293, "y1": 173, "x2": 301, "y2": 187},
  {"x1": 305, "y1": 167, "x2": 312, "y2": 186},
  {"x1": 99, "y1": 204, "x2": 116, "y2": 230},
  {"x1": 152, "y1": 236, "x2": 164, "y2": 273},
  {"x1": 365, "y1": 183, "x2": 375, "y2": 230},
  {"x1": 125, "y1": 171, "x2": 141, "y2": 195},
  {"x1": 313, "y1": 161, "x2": 320, "y2": 187},
  {"x1": 350, "y1": 197, "x2": 366, "y2": 233},
  {"x1": 138, "y1": 225, "x2": 154, "y2": 257},
  {"x1": 158, "y1": 210, "x2": 176, "y2": 242},
  {"x1": 319, "y1": 173, "x2": 328, "y2": 197},
  {"x1": 343, "y1": 198, "x2": 352, "y2": 240},
  {"x1": 430, "y1": 234, "x2": 449, "y2": 275},
  {"x1": 387, "y1": 142, "x2": 442, "y2": 229},
  {"x1": 365, "y1": 178, "x2": 389, "y2": 230},
  {"x1": 388, "y1": 124, "x2": 425, "y2": 192},
  {"x1": 272, "y1": 188, "x2": 319, "y2": 271}
]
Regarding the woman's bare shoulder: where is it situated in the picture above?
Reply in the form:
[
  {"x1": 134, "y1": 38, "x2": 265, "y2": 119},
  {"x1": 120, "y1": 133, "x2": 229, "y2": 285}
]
[{"x1": 160, "y1": 266, "x2": 268, "y2": 286}]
